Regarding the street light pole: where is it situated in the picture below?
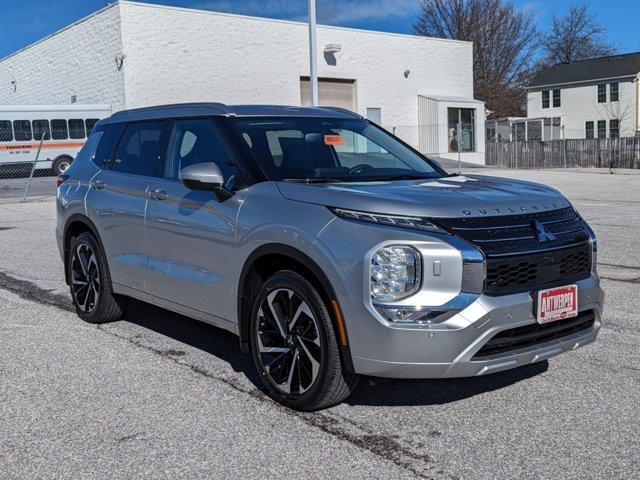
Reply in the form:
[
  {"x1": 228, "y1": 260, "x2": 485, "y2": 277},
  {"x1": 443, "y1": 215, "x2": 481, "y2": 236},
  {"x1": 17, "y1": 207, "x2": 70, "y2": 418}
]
[{"x1": 308, "y1": 0, "x2": 319, "y2": 106}]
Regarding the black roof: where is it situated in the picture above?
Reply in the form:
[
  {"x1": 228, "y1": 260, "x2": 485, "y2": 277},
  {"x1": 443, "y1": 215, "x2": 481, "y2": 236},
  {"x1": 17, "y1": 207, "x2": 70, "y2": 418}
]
[
  {"x1": 101, "y1": 103, "x2": 360, "y2": 125},
  {"x1": 528, "y1": 52, "x2": 640, "y2": 88}
]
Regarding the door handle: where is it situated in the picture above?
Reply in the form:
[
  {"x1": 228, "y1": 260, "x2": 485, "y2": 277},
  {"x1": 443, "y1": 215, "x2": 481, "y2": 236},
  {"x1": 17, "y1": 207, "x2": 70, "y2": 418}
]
[
  {"x1": 149, "y1": 188, "x2": 169, "y2": 201},
  {"x1": 93, "y1": 180, "x2": 107, "y2": 190}
]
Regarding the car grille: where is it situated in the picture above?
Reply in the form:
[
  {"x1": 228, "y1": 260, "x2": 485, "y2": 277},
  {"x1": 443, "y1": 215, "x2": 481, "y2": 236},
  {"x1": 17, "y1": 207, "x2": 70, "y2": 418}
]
[
  {"x1": 436, "y1": 207, "x2": 592, "y2": 295},
  {"x1": 472, "y1": 310, "x2": 596, "y2": 359}
]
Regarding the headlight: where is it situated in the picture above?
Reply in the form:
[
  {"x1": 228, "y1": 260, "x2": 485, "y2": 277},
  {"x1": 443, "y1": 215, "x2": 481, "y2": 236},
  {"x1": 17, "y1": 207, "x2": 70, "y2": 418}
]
[
  {"x1": 330, "y1": 207, "x2": 447, "y2": 233},
  {"x1": 370, "y1": 245, "x2": 421, "y2": 302}
]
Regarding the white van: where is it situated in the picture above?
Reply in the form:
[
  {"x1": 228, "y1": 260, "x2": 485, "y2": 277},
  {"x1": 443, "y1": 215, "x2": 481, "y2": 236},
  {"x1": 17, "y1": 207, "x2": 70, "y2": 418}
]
[{"x1": 0, "y1": 104, "x2": 111, "y2": 174}]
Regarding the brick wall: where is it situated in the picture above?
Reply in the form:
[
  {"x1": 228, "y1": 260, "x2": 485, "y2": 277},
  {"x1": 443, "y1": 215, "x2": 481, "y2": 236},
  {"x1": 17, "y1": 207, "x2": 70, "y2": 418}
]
[{"x1": 0, "y1": 4, "x2": 125, "y2": 110}]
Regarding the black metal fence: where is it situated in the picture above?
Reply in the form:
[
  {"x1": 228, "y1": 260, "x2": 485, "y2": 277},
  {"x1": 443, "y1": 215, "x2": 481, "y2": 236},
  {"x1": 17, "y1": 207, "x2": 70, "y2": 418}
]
[{"x1": 486, "y1": 137, "x2": 640, "y2": 169}]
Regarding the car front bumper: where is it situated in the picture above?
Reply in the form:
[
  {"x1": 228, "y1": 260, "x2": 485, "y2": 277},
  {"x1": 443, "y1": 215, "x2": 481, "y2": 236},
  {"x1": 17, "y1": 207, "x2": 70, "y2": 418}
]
[{"x1": 350, "y1": 275, "x2": 603, "y2": 379}]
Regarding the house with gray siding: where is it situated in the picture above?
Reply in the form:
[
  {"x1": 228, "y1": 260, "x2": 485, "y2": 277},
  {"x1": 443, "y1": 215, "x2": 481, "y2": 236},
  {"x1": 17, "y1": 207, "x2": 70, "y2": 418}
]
[{"x1": 527, "y1": 53, "x2": 640, "y2": 139}]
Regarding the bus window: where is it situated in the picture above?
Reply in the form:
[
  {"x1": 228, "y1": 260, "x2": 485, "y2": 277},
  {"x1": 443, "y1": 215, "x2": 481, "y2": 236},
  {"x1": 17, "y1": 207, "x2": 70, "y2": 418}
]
[
  {"x1": 0, "y1": 121, "x2": 12, "y2": 142},
  {"x1": 51, "y1": 119, "x2": 68, "y2": 140},
  {"x1": 85, "y1": 118, "x2": 99, "y2": 134},
  {"x1": 69, "y1": 119, "x2": 86, "y2": 139},
  {"x1": 32, "y1": 119, "x2": 51, "y2": 140},
  {"x1": 13, "y1": 120, "x2": 32, "y2": 141}
]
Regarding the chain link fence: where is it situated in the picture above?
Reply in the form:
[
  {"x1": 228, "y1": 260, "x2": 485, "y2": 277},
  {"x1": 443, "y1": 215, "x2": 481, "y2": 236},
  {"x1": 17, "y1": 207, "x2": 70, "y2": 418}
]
[
  {"x1": 0, "y1": 133, "x2": 57, "y2": 202},
  {"x1": 486, "y1": 137, "x2": 640, "y2": 170}
]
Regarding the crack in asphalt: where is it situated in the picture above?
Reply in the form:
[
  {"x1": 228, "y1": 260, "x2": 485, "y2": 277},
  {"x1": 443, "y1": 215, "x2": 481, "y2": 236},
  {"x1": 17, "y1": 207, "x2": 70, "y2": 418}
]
[
  {"x1": 600, "y1": 276, "x2": 640, "y2": 285},
  {"x1": 0, "y1": 270, "x2": 454, "y2": 480},
  {"x1": 599, "y1": 262, "x2": 640, "y2": 272}
]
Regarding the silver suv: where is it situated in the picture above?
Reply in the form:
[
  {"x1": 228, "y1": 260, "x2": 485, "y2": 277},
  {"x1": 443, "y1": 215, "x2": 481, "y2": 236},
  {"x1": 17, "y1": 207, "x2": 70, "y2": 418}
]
[{"x1": 56, "y1": 103, "x2": 603, "y2": 410}]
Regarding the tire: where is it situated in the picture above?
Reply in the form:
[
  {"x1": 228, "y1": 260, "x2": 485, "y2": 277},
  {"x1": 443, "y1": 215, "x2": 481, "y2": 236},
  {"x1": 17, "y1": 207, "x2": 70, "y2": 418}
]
[
  {"x1": 250, "y1": 270, "x2": 359, "y2": 411},
  {"x1": 68, "y1": 232, "x2": 128, "y2": 323},
  {"x1": 53, "y1": 156, "x2": 73, "y2": 175}
]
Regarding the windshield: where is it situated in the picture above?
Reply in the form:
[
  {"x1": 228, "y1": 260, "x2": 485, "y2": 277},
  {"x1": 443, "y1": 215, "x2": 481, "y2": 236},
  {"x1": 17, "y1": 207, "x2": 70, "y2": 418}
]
[{"x1": 233, "y1": 117, "x2": 442, "y2": 182}]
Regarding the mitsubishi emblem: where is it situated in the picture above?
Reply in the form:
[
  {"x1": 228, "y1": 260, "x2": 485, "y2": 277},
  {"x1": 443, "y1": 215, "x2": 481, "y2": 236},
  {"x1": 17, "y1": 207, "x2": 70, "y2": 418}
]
[{"x1": 532, "y1": 220, "x2": 556, "y2": 242}]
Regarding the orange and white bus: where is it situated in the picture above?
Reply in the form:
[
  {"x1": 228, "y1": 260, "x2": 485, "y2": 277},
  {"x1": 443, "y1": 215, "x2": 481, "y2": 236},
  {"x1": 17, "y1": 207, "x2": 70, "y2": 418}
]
[{"x1": 0, "y1": 104, "x2": 111, "y2": 174}]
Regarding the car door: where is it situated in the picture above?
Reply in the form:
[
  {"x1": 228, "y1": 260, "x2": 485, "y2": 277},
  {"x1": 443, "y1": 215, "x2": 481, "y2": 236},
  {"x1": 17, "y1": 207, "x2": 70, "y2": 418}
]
[
  {"x1": 87, "y1": 120, "x2": 168, "y2": 293},
  {"x1": 144, "y1": 117, "x2": 248, "y2": 325}
]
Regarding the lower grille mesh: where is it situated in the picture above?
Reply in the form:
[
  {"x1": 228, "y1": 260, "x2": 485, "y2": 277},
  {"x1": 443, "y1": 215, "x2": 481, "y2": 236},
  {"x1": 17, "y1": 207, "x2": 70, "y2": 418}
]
[{"x1": 473, "y1": 310, "x2": 596, "y2": 359}]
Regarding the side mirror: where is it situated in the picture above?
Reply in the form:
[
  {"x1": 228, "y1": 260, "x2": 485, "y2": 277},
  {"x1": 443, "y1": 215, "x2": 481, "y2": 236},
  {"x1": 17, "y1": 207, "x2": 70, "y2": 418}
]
[{"x1": 180, "y1": 162, "x2": 233, "y2": 201}]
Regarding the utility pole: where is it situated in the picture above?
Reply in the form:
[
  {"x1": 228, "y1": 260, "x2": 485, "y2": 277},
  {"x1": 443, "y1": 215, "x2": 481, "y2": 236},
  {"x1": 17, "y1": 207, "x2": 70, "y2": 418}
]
[{"x1": 308, "y1": 0, "x2": 319, "y2": 106}]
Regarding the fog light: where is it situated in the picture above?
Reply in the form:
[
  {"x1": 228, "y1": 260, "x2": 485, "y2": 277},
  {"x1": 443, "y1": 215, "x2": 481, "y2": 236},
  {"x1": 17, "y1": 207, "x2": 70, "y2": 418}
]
[
  {"x1": 376, "y1": 306, "x2": 457, "y2": 325},
  {"x1": 370, "y1": 246, "x2": 420, "y2": 302}
]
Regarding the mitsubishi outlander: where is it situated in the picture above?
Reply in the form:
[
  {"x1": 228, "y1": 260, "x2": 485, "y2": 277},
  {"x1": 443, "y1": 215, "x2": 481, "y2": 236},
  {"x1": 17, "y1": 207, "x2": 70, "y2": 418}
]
[{"x1": 56, "y1": 103, "x2": 603, "y2": 410}]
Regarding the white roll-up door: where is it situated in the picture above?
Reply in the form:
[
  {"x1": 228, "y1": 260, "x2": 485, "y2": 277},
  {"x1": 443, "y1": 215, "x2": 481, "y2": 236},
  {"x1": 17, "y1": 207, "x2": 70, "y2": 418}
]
[{"x1": 300, "y1": 77, "x2": 357, "y2": 111}]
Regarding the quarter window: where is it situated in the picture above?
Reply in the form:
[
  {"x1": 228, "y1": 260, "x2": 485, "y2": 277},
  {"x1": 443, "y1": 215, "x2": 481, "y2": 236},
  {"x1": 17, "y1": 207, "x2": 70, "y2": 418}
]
[
  {"x1": 542, "y1": 90, "x2": 550, "y2": 109},
  {"x1": 0, "y1": 120, "x2": 13, "y2": 142},
  {"x1": 597, "y1": 120, "x2": 607, "y2": 139},
  {"x1": 585, "y1": 121, "x2": 594, "y2": 139},
  {"x1": 32, "y1": 119, "x2": 51, "y2": 141},
  {"x1": 68, "y1": 119, "x2": 86, "y2": 139},
  {"x1": 167, "y1": 119, "x2": 236, "y2": 184},
  {"x1": 13, "y1": 120, "x2": 32, "y2": 141},
  {"x1": 597, "y1": 84, "x2": 607, "y2": 103},
  {"x1": 113, "y1": 121, "x2": 167, "y2": 177},
  {"x1": 610, "y1": 83, "x2": 619, "y2": 102},
  {"x1": 51, "y1": 119, "x2": 69, "y2": 140},
  {"x1": 609, "y1": 119, "x2": 620, "y2": 138},
  {"x1": 552, "y1": 89, "x2": 561, "y2": 107}
]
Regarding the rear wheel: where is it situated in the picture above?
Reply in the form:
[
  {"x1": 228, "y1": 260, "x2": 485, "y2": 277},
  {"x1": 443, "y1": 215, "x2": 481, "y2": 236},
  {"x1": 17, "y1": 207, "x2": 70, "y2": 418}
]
[
  {"x1": 68, "y1": 232, "x2": 128, "y2": 323},
  {"x1": 52, "y1": 156, "x2": 72, "y2": 175},
  {"x1": 250, "y1": 270, "x2": 358, "y2": 410}
]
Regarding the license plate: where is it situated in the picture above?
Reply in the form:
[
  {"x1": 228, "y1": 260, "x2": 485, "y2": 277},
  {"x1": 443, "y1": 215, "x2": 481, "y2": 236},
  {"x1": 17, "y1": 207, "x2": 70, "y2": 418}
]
[{"x1": 537, "y1": 284, "x2": 578, "y2": 324}]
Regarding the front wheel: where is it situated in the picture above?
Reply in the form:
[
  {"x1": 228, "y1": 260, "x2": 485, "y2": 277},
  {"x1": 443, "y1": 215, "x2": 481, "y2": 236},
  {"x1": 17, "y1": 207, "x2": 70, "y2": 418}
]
[{"x1": 250, "y1": 270, "x2": 358, "y2": 410}]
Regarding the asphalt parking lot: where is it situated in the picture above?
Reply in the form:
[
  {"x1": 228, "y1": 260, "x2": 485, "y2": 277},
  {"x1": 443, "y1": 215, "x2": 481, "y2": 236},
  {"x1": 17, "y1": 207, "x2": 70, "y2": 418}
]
[{"x1": 1, "y1": 169, "x2": 638, "y2": 479}]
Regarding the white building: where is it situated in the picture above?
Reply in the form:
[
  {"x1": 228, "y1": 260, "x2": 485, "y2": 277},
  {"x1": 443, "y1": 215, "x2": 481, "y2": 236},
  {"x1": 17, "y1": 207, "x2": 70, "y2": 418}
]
[
  {"x1": 527, "y1": 53, "x2": 640, "y2": 139},
  {"x1": 0, "y1": 1, "x2": 485, "y2": 164}
]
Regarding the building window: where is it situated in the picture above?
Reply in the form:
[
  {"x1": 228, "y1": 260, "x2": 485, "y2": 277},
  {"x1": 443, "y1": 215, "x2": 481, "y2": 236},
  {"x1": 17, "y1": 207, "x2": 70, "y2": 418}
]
[
  {"x1": 610, "y1": 82, "x2": 619, "y2": 102},
  {"x1": 609, "y1": 119, "x2": 620, "y2": 138},
  {"x1": 542, "y1": 90, "x2": 550, "y2": 109},
  {"x1": 597, "y1": 120, "x2": 607, "y2": 139},
  {"x1": 585, "y1": 121, "x2": 594, "y2": 139},
  {"x1": 597, "y1": 84, "x2": 607, "y2": 103},
  {"x1": 447, "y1": 108, "x2": 475, "y2": 153},
  {"x1": 552, "y1": 89, "x2": 561, "y2": 107}
]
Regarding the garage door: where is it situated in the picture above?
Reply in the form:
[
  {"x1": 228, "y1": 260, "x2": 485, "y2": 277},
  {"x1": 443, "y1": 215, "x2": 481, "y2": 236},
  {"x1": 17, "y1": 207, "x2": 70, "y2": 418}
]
[{"x1": 300, "y1": 77, "x2": 357, "y2": 111}]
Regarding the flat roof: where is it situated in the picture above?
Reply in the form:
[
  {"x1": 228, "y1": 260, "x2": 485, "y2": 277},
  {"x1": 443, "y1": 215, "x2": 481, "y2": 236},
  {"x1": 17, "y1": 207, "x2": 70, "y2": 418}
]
[
  {"x1": 0, "y1": 0, "x2": 471, "y2": 63},
  {"x1": 100, "y1": 103, "x2": 360, "y2": 125},
  {"x1": 0, "y1": 104, "x2": 111, "y2": 112}
]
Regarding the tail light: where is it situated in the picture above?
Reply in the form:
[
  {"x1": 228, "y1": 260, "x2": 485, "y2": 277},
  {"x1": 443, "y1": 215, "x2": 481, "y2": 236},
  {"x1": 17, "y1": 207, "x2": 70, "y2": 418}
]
[{"x1": 57, "y1": 174, "x2": 69, "y2": 187}]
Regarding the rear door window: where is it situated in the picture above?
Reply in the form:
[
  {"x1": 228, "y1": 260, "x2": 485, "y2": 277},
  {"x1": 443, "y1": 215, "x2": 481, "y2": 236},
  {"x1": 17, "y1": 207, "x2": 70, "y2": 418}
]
[
  {"x1": 68, "y1": 119, "x2": 86, "y2": 139},
  {"x1": 13, "y1": 120, "x2": 32, "y2": 141},
  {"x1": 112, "y1": 121, "x2": 168, "y2": 177},
  {"x1": 0, "y1": 121, "x2": 12, "y2": 142},
  {"x1": 51, "y1": 119, "x2": 69, "y2": 140}
]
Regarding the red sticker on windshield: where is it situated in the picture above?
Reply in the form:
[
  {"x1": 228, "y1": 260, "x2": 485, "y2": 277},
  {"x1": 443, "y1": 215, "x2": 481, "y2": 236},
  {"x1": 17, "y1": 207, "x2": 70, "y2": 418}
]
[{"x1": 324, "y1": 134, "x2": 344, "y2": 145}]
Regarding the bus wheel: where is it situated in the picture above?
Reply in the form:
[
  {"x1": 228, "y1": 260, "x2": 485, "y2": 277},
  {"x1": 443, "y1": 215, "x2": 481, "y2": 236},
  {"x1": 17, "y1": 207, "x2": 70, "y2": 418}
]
[{"x1": 53, "y1": 156, "x2": 73, "y2": 174}]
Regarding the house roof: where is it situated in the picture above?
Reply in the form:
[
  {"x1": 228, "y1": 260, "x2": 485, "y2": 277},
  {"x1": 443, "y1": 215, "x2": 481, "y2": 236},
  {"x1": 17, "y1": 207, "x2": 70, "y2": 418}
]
[{"x1": 528, "y1": 52, "x2": 640, "y2": 88}]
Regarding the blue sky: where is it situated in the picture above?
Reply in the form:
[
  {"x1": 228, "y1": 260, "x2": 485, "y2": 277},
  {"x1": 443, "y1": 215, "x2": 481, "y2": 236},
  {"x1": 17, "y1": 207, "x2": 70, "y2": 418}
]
[{"x1": 1, "y1": 0, "x2": 638, "y2": 59}]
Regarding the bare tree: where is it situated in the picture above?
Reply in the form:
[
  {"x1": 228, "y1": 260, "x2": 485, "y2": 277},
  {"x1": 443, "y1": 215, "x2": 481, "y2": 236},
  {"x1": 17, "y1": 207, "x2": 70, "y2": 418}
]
[
  {"x1": 541, "y1": 3, "x2": 615, "y2": 65},
  {"x1": 414, "y1": 0, "x2": 538, "y2": 118}
]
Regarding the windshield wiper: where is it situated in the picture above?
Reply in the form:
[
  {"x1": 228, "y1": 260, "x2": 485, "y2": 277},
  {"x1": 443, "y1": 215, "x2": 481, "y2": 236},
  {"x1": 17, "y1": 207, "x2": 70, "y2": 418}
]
[
  {"x1": 282, "y1": 177, "x2": 344, "y2": 184},
  {"x1": 354, "y1": 173, "x2": 437, "y2": 182}
]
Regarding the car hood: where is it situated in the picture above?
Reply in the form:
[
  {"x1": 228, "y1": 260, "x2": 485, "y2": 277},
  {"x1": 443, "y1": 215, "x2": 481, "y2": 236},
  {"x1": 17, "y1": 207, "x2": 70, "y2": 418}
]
[{"x1": 276, "y1": 174, "x2": 570, "y2": 218}]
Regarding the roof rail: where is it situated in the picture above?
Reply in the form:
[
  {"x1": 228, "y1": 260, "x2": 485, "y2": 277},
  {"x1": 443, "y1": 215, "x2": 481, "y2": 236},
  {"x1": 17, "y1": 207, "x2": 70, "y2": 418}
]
[
  {"x1": 318, "y1": 106, "x2": 363, "y2": 119},
  {"x1": 111, "y1": 102, "x2": 231, "y2": 117}
]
